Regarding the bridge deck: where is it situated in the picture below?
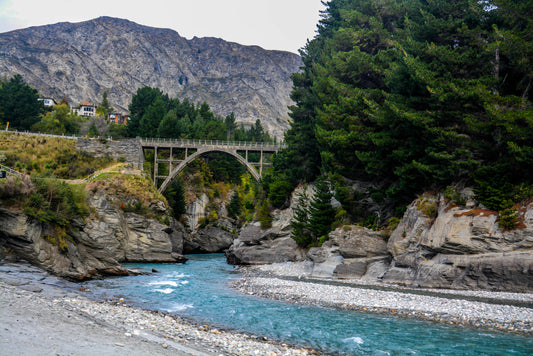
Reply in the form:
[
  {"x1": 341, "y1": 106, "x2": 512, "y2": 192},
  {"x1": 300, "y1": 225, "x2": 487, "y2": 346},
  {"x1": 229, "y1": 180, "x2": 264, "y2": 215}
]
[{"x1": 140, "y1": 138, "x2": 284, "y2": 151}]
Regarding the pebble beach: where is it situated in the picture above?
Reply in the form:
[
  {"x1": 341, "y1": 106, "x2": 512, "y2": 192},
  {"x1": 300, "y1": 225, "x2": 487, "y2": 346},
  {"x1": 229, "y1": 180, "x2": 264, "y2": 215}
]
[
  {"x1": 234, "y1": 261, "x2": 533, "y2": 334},
  {"x1": 0, "y1": 261, "x2": 312, "y2": 356},
  {"x1": 2, "y1": 259, "x2": 533, "y2": 356}
]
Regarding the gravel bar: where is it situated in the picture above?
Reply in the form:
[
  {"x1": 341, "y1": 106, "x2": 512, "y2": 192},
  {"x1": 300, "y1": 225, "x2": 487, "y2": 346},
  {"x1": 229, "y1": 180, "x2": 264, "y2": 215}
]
[
  {"x1": 0, "y1": 262, "x2": 313, "y2": 356},
  {"x1": 232, "y1": 262, "x2": 533, "y2": 335}
]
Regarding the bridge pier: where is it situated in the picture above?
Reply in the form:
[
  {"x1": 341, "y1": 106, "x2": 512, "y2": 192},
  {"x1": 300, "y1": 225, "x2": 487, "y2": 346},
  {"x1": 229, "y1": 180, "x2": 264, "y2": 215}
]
[{"x1": 139, "y1": 138, "x2": 284, "y2": 192}]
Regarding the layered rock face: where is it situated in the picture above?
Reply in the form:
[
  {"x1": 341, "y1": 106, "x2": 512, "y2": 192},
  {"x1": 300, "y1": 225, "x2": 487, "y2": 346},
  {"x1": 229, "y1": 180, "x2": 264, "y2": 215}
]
[
  {"x1": 227, "y1": 184, "x2": 533, "y2": 292},
  {"x1": 0, "y1": 207, "x2": 127, "y2": 280},
  {"x1": 86, "y1": 189, "x2": 186, "y2": 263},
  {"x1": 0, "y1": 17, "x2": 302, "y2": 138},
  {"x1": 0, "y1": 189, "x2": 187, "y2": 280},
  {"x1": 305, "y1": 193, "x2": 533, "y2": 292},
  {"x1": 307, "y1": 227, "x2": 390, "y2": 280},
  {"x1": 383, "y1": 194, "x2": 533, "y2": 292}
]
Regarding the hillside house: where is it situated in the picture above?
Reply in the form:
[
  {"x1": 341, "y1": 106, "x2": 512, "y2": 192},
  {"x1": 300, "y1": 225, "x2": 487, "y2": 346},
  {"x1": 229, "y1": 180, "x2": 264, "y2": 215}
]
[
  {"x1": 108, "y1": 112, "x2": 128, "y2": 125},
  {"x1": 73, "y1": 101, "x2": 96, "y2": 117},
  {"x1": 39, "y1": 97, "x2": 57, "y2": 107}
]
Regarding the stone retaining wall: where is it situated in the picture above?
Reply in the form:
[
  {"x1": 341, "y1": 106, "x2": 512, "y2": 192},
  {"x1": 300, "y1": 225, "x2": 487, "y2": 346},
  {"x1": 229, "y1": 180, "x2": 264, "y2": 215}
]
[{"x1": 77, "y1": 138, "x2": 143, "y2": 169}]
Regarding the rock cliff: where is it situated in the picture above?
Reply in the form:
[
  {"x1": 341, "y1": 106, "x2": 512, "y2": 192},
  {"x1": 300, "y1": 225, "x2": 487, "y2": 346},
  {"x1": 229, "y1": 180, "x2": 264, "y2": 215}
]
[
  {"x1": 0, "y1": 187, "x2": 187, "y2": 280},
  {"x1": 383, "y1": 193, "x2": 533, "y2": 292},
  {"x1": 0, "y1": 17, "x2": 302, "y2": 138},
  {"x1": 227, "y1": 186, "x2": 533, "y2": 292}
]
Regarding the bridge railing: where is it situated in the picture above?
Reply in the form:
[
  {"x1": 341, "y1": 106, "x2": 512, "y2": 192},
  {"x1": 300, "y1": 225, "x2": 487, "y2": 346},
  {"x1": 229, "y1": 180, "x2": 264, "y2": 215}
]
[
  {"x1": 1, "y1": 130, "x2": 110, "y2": 141},
  {"x1": 140, "y1": 137, "x2": 286, "y2": 150},
  {"x1": 0, "y1": 164, "x2": 24, "y2": 178}
]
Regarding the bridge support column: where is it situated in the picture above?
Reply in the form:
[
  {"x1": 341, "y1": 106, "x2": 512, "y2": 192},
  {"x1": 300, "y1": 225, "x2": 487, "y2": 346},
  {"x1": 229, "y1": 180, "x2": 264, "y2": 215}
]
[
  {"x1": 260, "y1": 150, "x2": 263, "y2": 176},
  {"x1": 169, "y1": 147, "x2": 173, "y2": 174},
  {"x1": 153, "y1": 147, "x2": 158, "y2": 184}
]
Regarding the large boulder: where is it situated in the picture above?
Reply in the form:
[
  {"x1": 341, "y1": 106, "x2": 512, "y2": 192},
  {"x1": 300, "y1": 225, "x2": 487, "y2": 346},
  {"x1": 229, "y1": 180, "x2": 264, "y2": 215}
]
[
  {"x1": 184, "y1": 225, "x2": 236, "y2": 253},
  {"x1": 306, "y1": 226, "x2": 390, "y2": 279},
  {"x1": 383, "y1": 193, "x2": 533, "y2": 291},
  {"x1": 226, "y1": 224, "x2": 305, "y2": 265}
]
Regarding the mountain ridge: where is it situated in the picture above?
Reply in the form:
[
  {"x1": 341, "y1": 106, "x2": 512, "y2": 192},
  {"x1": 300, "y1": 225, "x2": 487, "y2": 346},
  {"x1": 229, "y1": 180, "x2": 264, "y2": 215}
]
[{"x1": 0, "y1": 16, "x2": 302, "y2": 138}]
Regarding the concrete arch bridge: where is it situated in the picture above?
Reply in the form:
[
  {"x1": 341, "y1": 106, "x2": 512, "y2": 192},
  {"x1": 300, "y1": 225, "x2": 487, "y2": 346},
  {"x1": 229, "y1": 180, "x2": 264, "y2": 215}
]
[{"x1": 139, "y1": 138, "x2": 284, "y2": 193}]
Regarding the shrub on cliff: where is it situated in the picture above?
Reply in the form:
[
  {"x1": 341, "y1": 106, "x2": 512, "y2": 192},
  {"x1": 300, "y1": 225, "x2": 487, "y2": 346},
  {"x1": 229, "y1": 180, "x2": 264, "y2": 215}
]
[{"x1": 23, "y1": 175, "x2": 89, "y2": 227}]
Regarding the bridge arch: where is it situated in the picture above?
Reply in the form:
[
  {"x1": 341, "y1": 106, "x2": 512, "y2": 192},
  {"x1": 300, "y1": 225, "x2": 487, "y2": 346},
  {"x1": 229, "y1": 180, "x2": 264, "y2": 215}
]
[{"x1": 158, "y1": 148, "x2": 260, "y2": 193}]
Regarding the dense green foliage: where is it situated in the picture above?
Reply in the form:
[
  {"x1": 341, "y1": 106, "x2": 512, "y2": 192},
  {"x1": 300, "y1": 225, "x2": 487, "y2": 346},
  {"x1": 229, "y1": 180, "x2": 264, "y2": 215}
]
[
  {"x1": 270, "y1": 0, "x2": 533, "y2": 225},
  {"x1": 290, "y1": 175, "x2": 336, "y2": 247},
  {"x1": 24, "y1": 175, "x2": 90, "y2": 227},
  {"x1": 32, "y1": 104, "x2": 84, "y2": 135},
  {"x1": 0, "y1": 74, "x2": 44, "y2": 130},
  {"x1": 257, "y1": 199, "x2": 273, "y2": 229},
  {"x1": 228, "y1": 192, "x2": 242, "y2": 219},
  {"x1": 128, "y1": 86, "x2": 272, "y2": 142},
  {"x1": 163, "y1": 176, "x2": 187, "y2": 220}
]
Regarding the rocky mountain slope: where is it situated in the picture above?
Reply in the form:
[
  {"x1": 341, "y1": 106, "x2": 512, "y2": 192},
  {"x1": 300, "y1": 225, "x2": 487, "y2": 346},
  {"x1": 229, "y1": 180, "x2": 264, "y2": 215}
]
[{"x1": 0, "y1": 17, "x2": 302, "y2": 138}]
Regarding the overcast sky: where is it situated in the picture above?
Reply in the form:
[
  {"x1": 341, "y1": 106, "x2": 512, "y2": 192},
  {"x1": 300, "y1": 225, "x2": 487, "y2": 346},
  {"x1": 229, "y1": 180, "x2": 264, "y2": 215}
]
[{"x1": 0, "y1": 0, "x2": 326, "y2": 53}]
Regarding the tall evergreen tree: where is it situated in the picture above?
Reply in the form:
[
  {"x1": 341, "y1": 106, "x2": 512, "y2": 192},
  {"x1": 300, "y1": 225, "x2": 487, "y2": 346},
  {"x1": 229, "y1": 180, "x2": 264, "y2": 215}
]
[
  {"x1": 275, "y1": 0, "x2": 533, "y2": 218},
  {"x1": 139, "y1": 96, "x2": 167, "y2": 137},
  {"x1": 128, "y1": 86, "x2": 167, "y2": 137},
  {"x1": 308, "y1": 174, "x2": 336, "y2": 243},
  {"x1": 97, "y1": 91, "x2": 113, "y2": 117},
  {"x1": 164, "y1": 177, "x2": 187, "y2": 219},
  {"x1": 0, "y1": 74, "x2": 43, "y2": 130},
  {"x1": 290, "y1": 189, "x2": 312, "y2": 247},
  {"x1": 228, "y1": 192, "x2": 242, "y2": 219}
]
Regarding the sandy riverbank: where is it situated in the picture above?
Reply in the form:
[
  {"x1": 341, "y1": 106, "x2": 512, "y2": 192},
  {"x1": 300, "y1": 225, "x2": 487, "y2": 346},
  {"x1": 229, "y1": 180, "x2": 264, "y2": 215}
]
[
  {"x1": 233, "y1": 262, "x2": 533, "y2": 335},
  {"x1": 0, "y1": 260, "x2": 311, "y2": 356}
]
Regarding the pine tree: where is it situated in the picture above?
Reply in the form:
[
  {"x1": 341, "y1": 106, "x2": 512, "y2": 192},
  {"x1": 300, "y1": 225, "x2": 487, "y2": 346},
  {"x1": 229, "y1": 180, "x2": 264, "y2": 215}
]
[
  {"x1": 97, "y1": 91, "x2": 113, "y2": 117},
  {"x1": 0, "y1": 74, "x2": 43, "y2": 130},
  {"x1": 227, "y1": 192, "x2": 241, "y2": 219},
  {"x1": 257, "y1": 199, "x2": 273, "y2": 229},
  {"x1": 290, "y1": 189, "x2": 312, "y2": 247},
  {"x1": 308, "y1": 174, "x2": 336, "y2": 244},
  {"x1": 164, "y1": 177, "x2": 187, "y2": 219}
]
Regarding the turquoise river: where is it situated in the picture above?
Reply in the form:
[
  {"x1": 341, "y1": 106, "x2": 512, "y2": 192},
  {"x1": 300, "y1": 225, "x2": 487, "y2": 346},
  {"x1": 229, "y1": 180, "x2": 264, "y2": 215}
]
[{"x1": 83, "y1": 254, "x2": 533, "y2": 355}]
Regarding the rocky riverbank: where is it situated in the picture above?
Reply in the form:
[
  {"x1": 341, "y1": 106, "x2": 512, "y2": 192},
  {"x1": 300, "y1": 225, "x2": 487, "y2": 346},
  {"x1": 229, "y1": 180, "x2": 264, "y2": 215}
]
[
  {"x1": 233, "y1": 262, "x2": 533, "y2": 335},
  {"x1": 0, "y1": 260, "x2": 312, "y2": 356}
]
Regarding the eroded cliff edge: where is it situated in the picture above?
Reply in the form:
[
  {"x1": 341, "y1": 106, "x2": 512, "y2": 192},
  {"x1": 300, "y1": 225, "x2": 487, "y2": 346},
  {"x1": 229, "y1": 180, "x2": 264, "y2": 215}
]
[{"x1": 0, "y1": 177, "x2": 187, "y2": 280}]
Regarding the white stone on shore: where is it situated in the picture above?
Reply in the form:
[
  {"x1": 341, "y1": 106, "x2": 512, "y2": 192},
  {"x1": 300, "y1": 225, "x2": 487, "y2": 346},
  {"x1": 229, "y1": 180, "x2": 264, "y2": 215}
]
[{"x1": 234, "y1": 262, "x2": 533, "y2": 334}]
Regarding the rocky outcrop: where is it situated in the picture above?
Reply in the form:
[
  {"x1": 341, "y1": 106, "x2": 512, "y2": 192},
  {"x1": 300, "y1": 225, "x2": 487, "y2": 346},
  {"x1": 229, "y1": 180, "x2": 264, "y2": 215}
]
[
  {"x1": 226, "y1": 224, "x2": 305, "y2": 265},
  {"x1": 306, "y1": 226, "x2": 390, "y2": 279},
  {"x1": 184, "y1": 225, "x2": 236, "y2": 254},
  {"x1": 85, "y1": 189, "x2": 186, "y2": 263},
  {"x1": 185, "y1": 193, "x2": 210, "y2": 231},
  {"x1": 225, "y1": 185, "x2": 314, "y2": 265},
  {"x1": 0, "y1": 187, "x2": 187, "y2": 280},
  {"x1": 0, "y1": 17, "x2": 302, "y2": 139},
  {"x1": 0, "y1": 207, "x2": 127, "y2": 280},
  {"x1": 296, "y1": 192, "x2": 533, "y2": 292},
  {"x1": 382, "y1": 194, "x2": 533, "y2": 292}
]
